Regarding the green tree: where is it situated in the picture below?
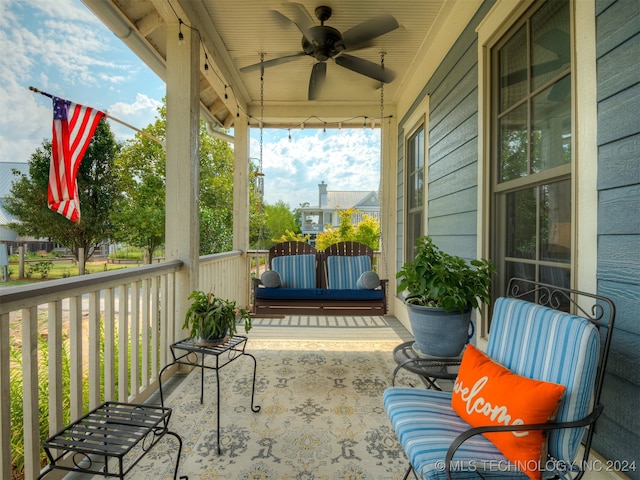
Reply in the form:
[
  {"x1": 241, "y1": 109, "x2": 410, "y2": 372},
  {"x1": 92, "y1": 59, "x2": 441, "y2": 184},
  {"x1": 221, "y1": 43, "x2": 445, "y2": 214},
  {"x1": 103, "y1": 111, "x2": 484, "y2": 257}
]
[
  {"x1": 113, "y1": 116, "x2": 166, "y2": 263},
  {"x1": 264, "y1": 200, "x2": 298, "y2": 246},
  {"x1": 115, "y1": 100, "x2": 255, "y2": 257},
  {"x1": 315, "y1": 208, "x2": 380, "y2": 250},
  {"x1": 275, "y1": 230, "x2": 311, "y2": 243},
  {"x1": 5, "y1": 120, "x2": 121, "y2": 263}
]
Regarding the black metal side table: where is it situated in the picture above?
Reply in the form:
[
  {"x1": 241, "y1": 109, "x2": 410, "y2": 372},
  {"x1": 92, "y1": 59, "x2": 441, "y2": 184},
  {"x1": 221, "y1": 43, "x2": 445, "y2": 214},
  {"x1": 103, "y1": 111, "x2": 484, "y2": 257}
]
[
  {"x1": 392, "y1": 341, "x2": 462, "y2": 390},
  {"x1": 37, "y1": 401, "x2": 183, "y2": 479},
  {"x1": 159, "y1": 335, "x2": 260, "y2": 454}
]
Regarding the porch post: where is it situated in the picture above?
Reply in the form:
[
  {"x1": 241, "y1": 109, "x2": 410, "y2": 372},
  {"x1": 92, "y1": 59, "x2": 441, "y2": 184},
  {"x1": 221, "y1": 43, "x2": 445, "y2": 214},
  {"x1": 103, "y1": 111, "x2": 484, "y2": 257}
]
[
  {"x1": 233, "y1": 112, "x2": 250, "y2": 307},
  {"x1": 165, "y1": 21, "x2": 200, "y2": 338}
]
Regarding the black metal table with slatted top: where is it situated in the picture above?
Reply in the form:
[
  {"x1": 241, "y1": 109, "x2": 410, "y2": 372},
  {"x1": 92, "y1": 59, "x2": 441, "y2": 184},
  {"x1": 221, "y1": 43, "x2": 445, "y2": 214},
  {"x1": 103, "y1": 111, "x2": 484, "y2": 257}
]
[
  {"x1": 392, "y1": 341, "x2": 462, "y2": 390},
  {"x1": 159, "y1": 335, "x2": 261, "y2": 454},
  {"x1": 37, "y1": 401, "x2": 183, "y2": 479}
]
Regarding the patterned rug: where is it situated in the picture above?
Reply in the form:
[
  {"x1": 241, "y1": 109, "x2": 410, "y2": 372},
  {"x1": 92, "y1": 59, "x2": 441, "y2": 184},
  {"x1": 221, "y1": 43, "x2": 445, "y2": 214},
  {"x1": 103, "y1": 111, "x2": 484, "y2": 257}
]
[{"x1": 122, "y1": 339, "x2": 415, "y2": 480}]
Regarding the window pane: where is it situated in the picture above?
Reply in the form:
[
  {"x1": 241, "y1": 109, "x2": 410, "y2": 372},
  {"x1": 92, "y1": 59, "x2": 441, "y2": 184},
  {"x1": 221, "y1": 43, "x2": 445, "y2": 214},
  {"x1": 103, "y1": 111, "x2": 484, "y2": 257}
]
[
  {"x1": 408, "y1": 127, "x2": 424, "y2": 209},
  {"x1": 505, "y1": 261, "x2": 536, "y2": 292},
  {"x1": 406, "y1": 126, "x2": 425, "y2": 260},
  {"x1": 414, "y1": 174, "x2": 424, "y2": 208},
  {"x1": 499, "y1": 104, "x2": 529, "y2": 182},
  {"x1": 531, "y1": 1, "x2": 570, "y2": 91},
  {"x1": 539, "y1": 180, "x2": 571, "y2": 264},
  {"x1": 531, "y1": 75, "x2": 571, "y2": 173},
  {"x1": 500, "y1": 26, "x2": 527, "y2": 112},
  {"x1": 506, "y1": 188, "x2": 537, "y2": 259},
  {"x1": 406, "y1": 212, "x2": 422, "y2": 260}
]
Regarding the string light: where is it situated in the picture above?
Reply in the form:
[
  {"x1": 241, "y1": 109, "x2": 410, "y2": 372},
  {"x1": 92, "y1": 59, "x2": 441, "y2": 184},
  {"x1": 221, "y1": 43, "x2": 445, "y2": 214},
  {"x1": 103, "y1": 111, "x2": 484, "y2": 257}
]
[
  {"x1": 204, "y1": 52, "x2": 209, "y2": 71},
  {"x1": 178, "y1": 19, "x2": 184, "y2": 45}
]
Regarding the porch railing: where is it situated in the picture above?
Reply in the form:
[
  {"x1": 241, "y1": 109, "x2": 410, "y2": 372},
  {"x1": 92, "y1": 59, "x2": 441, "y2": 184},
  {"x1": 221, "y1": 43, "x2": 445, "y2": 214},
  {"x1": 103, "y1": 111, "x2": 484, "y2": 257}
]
[
  {"x1": 0, "y1": 248, "x2": 384, "y2": 479},
  {"x1": 0, "y1": 250, "x2": 245, "y2": 480}
]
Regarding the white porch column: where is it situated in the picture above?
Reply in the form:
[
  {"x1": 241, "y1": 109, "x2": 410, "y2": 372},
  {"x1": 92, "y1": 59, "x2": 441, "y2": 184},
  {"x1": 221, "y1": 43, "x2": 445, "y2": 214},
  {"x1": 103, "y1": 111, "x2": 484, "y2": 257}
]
[
  {"x1": 165, "y1": 21, "x2": 200, "y2": 337},
  {"x1": 233, "y1": 113, "x2": 250, "y2": 307},
  {"x1": 233, "y1": 113, "x2": 250, "y2": 306}
]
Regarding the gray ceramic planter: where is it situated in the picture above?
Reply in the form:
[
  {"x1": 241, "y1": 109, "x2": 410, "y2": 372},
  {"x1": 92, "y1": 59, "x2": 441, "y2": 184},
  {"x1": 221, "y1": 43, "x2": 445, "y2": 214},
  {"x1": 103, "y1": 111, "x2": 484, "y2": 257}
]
[{"x1": 406, "y1": 303, "x2": 473, "y2": 357}]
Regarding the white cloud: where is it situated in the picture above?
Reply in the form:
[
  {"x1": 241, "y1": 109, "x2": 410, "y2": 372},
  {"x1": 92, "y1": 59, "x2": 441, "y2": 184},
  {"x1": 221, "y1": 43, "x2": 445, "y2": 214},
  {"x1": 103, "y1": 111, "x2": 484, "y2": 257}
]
[
  {"x1": 106, "y1": 93, "x2": 163, "y2": 141},
  {"x1": 27, "y1": 0, "x2": 100, "y2": 24},
  {"x1": 0, "y1": 0, "x2": 165, "y2": 161},
  {"x1": 255, "y1": 128, "x2": 381, "y2": 209}
]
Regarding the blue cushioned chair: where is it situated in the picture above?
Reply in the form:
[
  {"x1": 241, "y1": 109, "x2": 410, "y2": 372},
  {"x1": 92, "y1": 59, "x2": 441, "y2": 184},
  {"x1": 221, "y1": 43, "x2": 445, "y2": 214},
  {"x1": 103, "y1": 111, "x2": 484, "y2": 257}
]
[{"x1": 384, "y1": 278, "x2": 615, "y2": 480}]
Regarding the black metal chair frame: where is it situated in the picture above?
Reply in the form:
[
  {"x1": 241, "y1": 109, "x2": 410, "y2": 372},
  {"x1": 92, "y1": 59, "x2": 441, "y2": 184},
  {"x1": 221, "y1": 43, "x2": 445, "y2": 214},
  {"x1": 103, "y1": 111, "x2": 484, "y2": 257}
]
[{"x1": 402, "y1": 278, "x2": 616, "y2": 480}]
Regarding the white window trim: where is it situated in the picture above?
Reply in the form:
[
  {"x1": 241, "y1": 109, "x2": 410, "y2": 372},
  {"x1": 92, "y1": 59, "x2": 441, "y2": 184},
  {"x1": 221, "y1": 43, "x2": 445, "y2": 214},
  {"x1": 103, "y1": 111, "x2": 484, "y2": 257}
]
[
  {"x1": 395, "y1": 102, "x2": 429, "y2": 329},
  {"x1": 475, "y1": 0, "x2": 599, "y2": 346}
]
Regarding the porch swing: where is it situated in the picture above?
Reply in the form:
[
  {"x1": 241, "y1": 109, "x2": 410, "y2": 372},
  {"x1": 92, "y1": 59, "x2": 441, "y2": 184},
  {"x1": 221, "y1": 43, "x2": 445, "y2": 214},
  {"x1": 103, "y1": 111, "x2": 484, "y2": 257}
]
[{"x1": 251, "y1": 54, "x2": 390, "y2": 317}]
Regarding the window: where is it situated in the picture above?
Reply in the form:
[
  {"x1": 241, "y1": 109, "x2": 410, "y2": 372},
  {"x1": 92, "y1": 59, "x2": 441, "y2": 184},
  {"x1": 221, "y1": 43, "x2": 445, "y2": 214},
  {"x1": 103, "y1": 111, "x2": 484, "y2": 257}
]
[
  {"x1": 492, "y1": 0, "x2": 572, "y2": 295},
  {"x1": 406, "y1": 125, "x2": 425, "y2": 261}
]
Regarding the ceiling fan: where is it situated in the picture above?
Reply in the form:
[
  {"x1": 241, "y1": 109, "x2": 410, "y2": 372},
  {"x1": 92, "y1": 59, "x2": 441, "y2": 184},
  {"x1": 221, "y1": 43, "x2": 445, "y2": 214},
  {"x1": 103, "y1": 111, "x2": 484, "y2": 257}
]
[{"x1": 240, "y1": 3, "x2": 399, "y2": 100}]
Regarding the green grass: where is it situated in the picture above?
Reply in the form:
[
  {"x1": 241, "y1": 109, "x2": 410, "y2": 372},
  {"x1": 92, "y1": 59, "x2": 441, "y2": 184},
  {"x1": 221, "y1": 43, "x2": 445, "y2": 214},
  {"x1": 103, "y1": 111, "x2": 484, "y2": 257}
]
[
  {"x1": 0, "y1": 261, "x2": 134, "y2": 287},
  {"x1": 8, "y1": 315, "x2": 151, "y2": 479}
]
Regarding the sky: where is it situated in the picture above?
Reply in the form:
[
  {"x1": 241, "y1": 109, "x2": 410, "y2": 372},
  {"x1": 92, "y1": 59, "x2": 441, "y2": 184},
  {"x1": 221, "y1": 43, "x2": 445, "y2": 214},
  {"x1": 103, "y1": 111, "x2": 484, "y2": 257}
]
[{"x1": 0, "y1": 0, "x2": 381, "y2": 208}]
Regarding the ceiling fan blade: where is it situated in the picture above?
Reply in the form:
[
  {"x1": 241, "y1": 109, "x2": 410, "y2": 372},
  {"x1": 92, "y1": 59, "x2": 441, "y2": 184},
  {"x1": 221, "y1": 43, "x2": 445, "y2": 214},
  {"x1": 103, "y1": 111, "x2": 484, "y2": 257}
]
[
  {"x1": 339, "y1": 14, "x2": 399, "y2": 51},
  {"x1": 308, "y1": 62, "x2": 327, "y2": 100},
  {"x1": 335, "y1": 54, "x2": 396, "y2": 83},
  {"x1": 277, "y1": 3, "x2": 317, "y2": 44},
  {"x1": 240, "y1": 53, "x2": 306, "y2": 73}
]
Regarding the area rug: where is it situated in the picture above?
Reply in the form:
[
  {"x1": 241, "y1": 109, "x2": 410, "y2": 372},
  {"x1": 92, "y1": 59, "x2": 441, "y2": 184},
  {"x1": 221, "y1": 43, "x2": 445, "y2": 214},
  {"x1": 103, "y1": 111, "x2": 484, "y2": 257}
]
[{"x1": 123, "y1": 339, "x2": 415, "y2": 479}]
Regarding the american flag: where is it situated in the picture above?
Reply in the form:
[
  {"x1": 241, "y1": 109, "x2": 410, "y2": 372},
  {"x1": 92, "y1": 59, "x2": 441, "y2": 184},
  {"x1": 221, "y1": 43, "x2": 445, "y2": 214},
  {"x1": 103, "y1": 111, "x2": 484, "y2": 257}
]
[{"x1": 48, "y1": 97, "x2": 105, "y2": 223}]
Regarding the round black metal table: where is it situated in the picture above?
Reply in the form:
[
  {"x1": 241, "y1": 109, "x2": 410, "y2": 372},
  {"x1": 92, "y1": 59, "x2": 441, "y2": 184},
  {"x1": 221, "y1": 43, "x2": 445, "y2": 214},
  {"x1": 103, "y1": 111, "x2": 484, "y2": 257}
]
[{"x1": 392, "y1": 341, "x2": 462, "y2": 390}]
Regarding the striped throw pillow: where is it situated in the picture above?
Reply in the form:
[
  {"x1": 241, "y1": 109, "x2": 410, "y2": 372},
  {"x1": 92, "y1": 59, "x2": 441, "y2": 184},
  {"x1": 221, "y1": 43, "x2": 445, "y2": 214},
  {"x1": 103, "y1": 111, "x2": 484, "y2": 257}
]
[
  {"x1": 271, "y1": 254, "x2": 316, "y2": 288},
  {"x1": 326, "y1": 255, "x2": 372, "y2": 289}
]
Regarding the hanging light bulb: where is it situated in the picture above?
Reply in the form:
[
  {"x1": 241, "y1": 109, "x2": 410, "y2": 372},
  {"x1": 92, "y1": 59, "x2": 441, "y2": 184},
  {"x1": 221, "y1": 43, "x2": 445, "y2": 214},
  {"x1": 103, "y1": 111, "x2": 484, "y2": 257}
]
[
  {"x1": 288, "y1": 129, "x2": 292, "y2": 142},
  {"x1": 178, "y1": 19, "x2": 185, "y2": 46}
]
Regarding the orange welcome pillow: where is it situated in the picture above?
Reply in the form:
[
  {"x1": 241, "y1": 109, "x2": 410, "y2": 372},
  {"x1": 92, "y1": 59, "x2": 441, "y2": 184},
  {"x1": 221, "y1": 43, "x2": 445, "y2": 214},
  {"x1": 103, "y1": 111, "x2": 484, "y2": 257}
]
[{"x1": 451, "y1": 345, "x2": 566, "y2": 480}]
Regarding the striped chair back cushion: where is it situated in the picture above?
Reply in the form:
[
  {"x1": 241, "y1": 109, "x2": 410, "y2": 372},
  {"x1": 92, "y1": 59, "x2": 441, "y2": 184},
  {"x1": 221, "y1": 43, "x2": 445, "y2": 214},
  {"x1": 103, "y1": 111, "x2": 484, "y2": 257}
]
[
  {"x1": 271, "y1": 254, "x2": 316, "y2": 288},
  {"x1": 326, "y1": 255, "x2": 372, "y2": 289},
  {"x1": 487, "y1": 297, "x2": 600, "y2": 463}
]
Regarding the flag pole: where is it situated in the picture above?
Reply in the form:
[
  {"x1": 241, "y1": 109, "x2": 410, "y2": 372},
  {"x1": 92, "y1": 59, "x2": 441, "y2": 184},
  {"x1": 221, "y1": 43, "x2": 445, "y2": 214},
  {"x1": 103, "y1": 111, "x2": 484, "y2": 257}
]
[{"x1": 29, "y1": 86, "x2": 164, "y2": 147}]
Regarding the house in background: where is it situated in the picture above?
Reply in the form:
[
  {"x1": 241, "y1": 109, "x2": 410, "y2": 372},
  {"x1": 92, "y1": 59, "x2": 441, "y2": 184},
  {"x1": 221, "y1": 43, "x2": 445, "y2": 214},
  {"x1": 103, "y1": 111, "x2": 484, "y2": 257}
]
[{"x1": 299, "y1": 181, "x2": 380, "y2": 241}]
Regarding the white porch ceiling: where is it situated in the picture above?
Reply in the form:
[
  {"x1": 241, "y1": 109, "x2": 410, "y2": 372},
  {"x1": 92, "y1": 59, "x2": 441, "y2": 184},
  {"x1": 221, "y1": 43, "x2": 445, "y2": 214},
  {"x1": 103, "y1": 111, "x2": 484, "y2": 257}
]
[{"x1": 83, "y1": 0, "x2": 449, "y2": 129}]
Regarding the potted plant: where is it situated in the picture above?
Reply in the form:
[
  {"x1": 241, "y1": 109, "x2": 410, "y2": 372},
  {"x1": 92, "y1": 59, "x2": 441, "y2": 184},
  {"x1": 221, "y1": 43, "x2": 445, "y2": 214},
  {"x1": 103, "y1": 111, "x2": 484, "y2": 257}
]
[
  {"x1": 396, "y1": 236, "x2": 494, "y2": 357},
  {"x1": 182, "y1": 290, "x2": 252, "y2": 346}
]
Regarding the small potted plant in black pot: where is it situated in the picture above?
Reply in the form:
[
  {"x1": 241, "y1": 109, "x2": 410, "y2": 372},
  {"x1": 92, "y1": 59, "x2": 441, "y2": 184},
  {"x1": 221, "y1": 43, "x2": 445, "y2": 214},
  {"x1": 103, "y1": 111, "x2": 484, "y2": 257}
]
[
  {"x1": 396, "y1": 236, "x2": 494, "y2": 357},
  {"x1": 182, "y1": 290, "x2": 252, "y2": 346}
]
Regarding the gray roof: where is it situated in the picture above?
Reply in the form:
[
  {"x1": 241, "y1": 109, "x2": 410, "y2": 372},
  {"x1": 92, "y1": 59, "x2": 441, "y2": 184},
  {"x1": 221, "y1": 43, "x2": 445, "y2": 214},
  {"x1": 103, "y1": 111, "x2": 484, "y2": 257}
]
[{"x1": 326, "y1": 191, "x2": 379, "y2": 210}]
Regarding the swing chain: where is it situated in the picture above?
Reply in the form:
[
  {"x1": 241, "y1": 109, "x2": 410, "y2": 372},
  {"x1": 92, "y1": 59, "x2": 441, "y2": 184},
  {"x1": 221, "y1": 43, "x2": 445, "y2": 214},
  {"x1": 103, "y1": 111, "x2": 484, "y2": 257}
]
[{"x1": 378, "y1": 52, "x2": 389, "y2": 278}]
